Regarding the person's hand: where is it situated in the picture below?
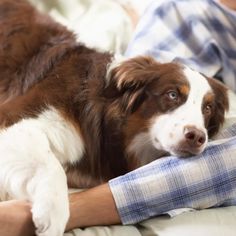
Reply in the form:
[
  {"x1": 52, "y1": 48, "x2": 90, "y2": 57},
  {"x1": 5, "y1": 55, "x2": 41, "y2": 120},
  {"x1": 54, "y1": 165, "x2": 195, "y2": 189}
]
[{"x1": 0, "y1": 200, "x2": 35, "y2": 236}]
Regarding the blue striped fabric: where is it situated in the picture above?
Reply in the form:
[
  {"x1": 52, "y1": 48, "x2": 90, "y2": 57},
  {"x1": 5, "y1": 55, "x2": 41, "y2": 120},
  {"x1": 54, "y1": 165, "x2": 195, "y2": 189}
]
[
  {"x1": 109, "y1": 125, "x2": 236, "y2": 224},
  {"x1": 109, "y1": 0, "x2": 236, "y2": 224},
  {"x1": 125, "y1": 0, "x2": 236, "y2": 91}
]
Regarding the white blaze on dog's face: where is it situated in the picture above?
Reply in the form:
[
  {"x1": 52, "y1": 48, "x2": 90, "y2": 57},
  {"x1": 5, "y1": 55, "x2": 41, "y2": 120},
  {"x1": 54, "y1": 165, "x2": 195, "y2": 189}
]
[{"x1": 150, "y1": 67, "x2": 212, "y2": 156}]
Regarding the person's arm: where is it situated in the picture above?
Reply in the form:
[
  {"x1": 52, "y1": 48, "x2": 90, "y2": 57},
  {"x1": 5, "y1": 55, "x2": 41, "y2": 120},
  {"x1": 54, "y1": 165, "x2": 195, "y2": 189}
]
[
  {"x1": 66, "y1": 183, "x2": 121, "y2": 231},
  {"x1": 67, "y1": 125, "x2": 236, "y2": 228},
  {"x1": 108, "y1": 133, "x2": 236, "y2": 225},
  {"x1": 0, "y1": 185, "x2": 120, "y2": 236},
  {"x1": 0, "y1": 200, "x2": 34, "y2": 236}
]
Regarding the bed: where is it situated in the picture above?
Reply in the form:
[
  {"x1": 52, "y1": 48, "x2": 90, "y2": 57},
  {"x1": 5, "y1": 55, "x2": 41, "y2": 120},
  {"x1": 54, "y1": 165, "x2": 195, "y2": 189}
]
[{"x1": 28, "y1": 1, "x2": 236, "y2": 235}]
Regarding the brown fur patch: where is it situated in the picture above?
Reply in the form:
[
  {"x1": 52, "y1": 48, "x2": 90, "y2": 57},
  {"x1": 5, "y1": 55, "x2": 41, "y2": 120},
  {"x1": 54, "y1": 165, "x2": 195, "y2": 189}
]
[
  {"x1": 179, "y1": 85, "x2": 190, "y2": 97},
  {"x1": 206, "y1": 78, "x2": 229, "y2": 137}
]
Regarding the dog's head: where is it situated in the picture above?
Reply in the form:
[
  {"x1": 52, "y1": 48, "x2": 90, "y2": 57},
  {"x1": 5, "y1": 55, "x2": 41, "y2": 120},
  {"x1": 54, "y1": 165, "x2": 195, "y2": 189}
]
[{"x1": 107, "y1": 56, "x2": 229, "y2": 158}]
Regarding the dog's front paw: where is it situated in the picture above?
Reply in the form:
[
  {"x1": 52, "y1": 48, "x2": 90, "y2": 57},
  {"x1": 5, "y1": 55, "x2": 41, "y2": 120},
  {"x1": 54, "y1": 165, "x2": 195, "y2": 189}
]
[
  {"x1": 32, "y1": 210, "x2": 51, "y2": 235},
  {"x1": 32, "y1": 200, "x2": 69, "y2": 236}
]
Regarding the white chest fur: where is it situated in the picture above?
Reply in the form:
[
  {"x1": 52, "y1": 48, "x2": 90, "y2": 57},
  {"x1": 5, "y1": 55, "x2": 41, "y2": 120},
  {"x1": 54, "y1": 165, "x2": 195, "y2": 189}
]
[
  {"x1": 0, "y1": 107, "x2": 84, "y2": 165},
  {"x1": 0, "y1": 107, "x2": 84, "y2": 235},
  {"x1": 0, "y1": 106, "x2": 84, "y2": 199}
]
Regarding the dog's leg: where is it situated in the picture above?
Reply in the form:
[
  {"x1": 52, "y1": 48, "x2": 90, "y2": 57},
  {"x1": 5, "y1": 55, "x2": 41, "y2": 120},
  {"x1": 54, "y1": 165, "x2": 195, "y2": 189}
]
[
  {"x1": 29, "y1": 154, "x2": 69, "y2": 236},
  {"x1": 0, "y1": 123, "x2": 69, "y2": 236}
]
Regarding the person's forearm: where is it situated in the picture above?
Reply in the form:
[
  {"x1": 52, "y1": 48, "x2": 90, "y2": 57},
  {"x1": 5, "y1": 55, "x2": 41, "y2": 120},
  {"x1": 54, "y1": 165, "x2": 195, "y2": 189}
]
[
  {"x1": 0, "y1": 200, "x2": 34, "y2": 236},
  {"x1": 66, "y1": 183, "x2": 121, "y2": 231},
  {"x1": 0, "y1": 184, "x2": 120, "y2": 236}
]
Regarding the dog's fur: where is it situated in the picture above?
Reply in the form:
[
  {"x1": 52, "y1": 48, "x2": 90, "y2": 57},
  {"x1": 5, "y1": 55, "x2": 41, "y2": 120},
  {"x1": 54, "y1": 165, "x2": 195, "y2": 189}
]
[{"x1": 0, "y1": 1, "x2": 229, "y2": 235}]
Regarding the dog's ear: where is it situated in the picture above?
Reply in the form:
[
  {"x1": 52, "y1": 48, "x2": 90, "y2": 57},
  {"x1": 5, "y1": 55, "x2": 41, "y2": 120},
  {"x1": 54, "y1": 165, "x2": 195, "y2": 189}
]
[
  {"x1": 108, "y1": 56, "x2": 160, "y2": 91},
  {"x1": 105, "y1": 56, "x2": 160, "y2": 113},
  {"x1": 207, "y1": 78, "x2": 229, "y2": 137}
]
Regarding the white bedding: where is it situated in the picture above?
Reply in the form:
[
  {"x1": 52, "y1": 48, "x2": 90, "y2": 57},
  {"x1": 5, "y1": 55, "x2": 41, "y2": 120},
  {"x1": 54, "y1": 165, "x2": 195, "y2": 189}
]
[
  {"x1": 64, "y1": 206, "x2": 236, "y2": 236},
  {"x1": 29, "y1": 1, "x2": 236, "y2": 235}
]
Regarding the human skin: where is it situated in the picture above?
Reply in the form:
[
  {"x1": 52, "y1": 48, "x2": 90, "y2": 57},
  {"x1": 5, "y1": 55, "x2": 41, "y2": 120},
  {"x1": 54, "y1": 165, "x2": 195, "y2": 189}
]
[
  {"x1": 66, "y1": 184, "x2": 121, "y2": 230},
  {"x1": 0, "y1": 200, "x2": 34, "y2": 236},
  {"x1": 220, "y1": 0, "x2": 236, "y2": 10},
  {"x1": 0, "y1": 184, "x2": 121, "y2": 236}
]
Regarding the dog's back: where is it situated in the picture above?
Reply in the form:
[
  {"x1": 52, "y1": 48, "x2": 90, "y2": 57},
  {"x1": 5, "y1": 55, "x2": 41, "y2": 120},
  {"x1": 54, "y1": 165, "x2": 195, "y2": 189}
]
[{"x1": 0, "y1": 0, "x2": 79, "y2": 103}]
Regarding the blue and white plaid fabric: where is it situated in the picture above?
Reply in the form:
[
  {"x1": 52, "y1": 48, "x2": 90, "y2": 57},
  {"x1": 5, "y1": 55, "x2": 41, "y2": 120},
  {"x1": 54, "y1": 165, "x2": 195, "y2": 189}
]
[
  {"x1": 125, "y1": 0, "x2": 236, "y2": 91},
  {"x1": 109, "y1": 0, "x2": 236, "y2": 225},
  {"x1": 109, "y1": 124, "x2": 236, "y2": 224}
]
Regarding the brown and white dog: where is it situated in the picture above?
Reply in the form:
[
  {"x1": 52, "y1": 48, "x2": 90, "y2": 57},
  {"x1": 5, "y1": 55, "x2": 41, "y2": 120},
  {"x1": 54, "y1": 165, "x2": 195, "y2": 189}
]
[{"x1": 0, "y1": 0, "x2": 229, "y2": 235}]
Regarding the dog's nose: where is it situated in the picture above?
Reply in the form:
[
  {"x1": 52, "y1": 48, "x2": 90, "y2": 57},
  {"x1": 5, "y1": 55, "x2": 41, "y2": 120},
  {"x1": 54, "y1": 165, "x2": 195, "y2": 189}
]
[{"x1": 184, "y1": 127, "x2": 206, "y2": 148}]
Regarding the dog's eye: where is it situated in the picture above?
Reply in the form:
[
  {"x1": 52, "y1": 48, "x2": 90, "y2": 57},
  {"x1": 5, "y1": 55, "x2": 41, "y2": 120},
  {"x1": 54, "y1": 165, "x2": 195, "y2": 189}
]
[
  {"x1": 204, "y1": 104, "x2": 212, "y2": 114},
  {"x1": 167, "y1": 91, "x2": 178, "y2": 100}
]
